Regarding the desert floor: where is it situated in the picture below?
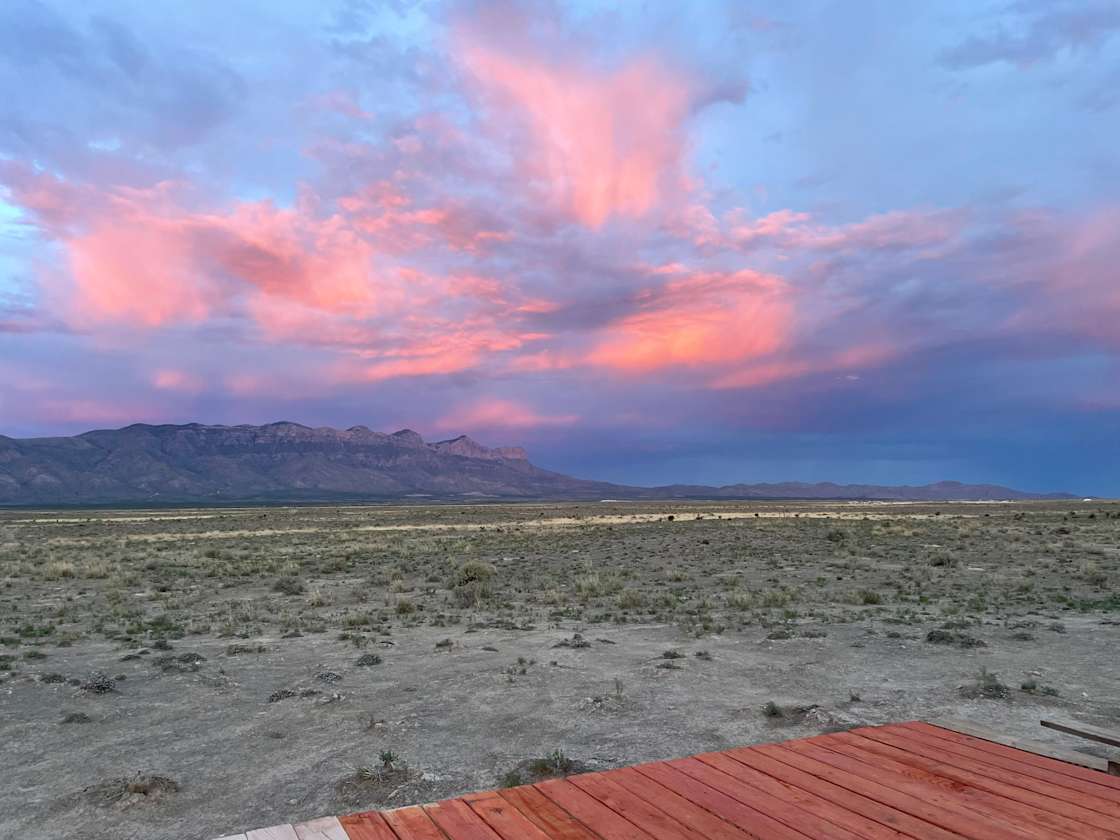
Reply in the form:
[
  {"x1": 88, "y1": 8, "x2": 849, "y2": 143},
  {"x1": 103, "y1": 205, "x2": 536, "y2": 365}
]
[{"x1": 2, "y1": 500, "x2": 1118, "y2": 839}]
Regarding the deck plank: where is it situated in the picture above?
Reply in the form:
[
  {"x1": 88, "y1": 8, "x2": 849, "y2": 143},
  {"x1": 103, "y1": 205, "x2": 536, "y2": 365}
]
[
  {"x1": 783, "y1": 738, "x2": 1040, "y2": 840},
  {"x1": 337, "y1": 811, "x2": 400, "y2": 840},
  {"x1": 725, "y1": 744, "x2": 964, "y2": 840},
  {"x1": 536, "y1": 777, "x2": 656, "y2": 840},
  {"x1": 607, "y1": 765, "x2": 759, "y2": 840},
  {"x1": 294, "y1": 816, "x2": 350, "y2": 840},
  {"x1": 425, "y1": 798, "x2": 503, "y2": 840},
  {"x1": 669, "y1": 754, "x2": 865, "y2": 840},
  {"x1": 849, "y1": 727, "x2": 1120, "y2": 828},
  {"x1": 925, "y1": 719, "x2": 1116, "y2": 778},
  {"x1": 246, "y1": 826, "x2": 300, "y2": 840},
  {"x1": 699, "y1": 748, "x2": 912, "y2": 840},
  {"x1": 896, "y1": 722, "x2": 1120, "y2": 801},
  {"x1": 1042, "y1": 719, "x2": 1120, "y2": 750},
  {"x1": 887, "y1": 724, "x2": 1120, "y2": 811},
  {"x1": 758, "y1": 742, "x2": 1024, "y2": 840},
  {"x1": 633, "y1": 760, "x2": 809, "y2": 840},
  {"x1": 461, "y1": 791, "x2": 554, "y2": 840},
  {"x1": 568, "y1": 770, "x2": 702, "y2": 840},
  {"x1": 497, "y1": 784, "x2": 603, "y2": 840},
  {"x1": 826, "y1": 730, "x2": 1115, "y2": 840},
  {"x1": 381, "y1": 806, "x2": 447, "y2": 840}
]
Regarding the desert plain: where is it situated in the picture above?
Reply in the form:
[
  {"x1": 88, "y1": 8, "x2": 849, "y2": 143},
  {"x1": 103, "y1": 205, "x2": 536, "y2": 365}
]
[{"x1": 1, "y1": 499, "x2": 1119, "y2": 840}]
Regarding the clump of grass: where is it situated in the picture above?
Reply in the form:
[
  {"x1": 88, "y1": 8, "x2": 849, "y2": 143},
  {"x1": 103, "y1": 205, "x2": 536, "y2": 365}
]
[
  {"x1": 960, "y1": 667, "x2": 1009, "y2": 699},
  {"x1": 726, "y1": 590, "x2": 753, "y2": 610},
  {"x1": 617, "y1": 589, "x2": 646, "y2": 609},
  {"x1": 528, "y1": 749, "x2": 574, "y2": 777},
  {"x1": 452, "y1": 560, "x2": 496, "y2": 607},
  {"x1": 356, "y1": 750, "x2": 407, "y2": 782},
  {"x1": 44, "y1": 561, "x2": 76, "y2": 580},
  {"x1": 926, "y1": 629, "x2": 986, "y2": 648},
  {"x1": 272, "y1": 577, "x2": 305, "y2": 596},
  {"x1": 929, "y1": 551, "x2": 958, "y2": 567},
  {"x1": 80, "y1": 671, "x2": 117, "y2": 694},
  {"x1": 1020, "y1": 678, "x2": 1060, "y2": 696},
  {"x1": 226, "y1": 643, "x2": 266, "y2": 656}
]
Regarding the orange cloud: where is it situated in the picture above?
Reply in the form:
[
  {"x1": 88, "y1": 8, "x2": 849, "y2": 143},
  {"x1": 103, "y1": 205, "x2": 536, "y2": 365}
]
[
  {"x1": 437, "y1": 398, "x2": 578, "y2": 430},
  {"x1": 588, "y1": 269, "x2": 793, "y2": 372},
  {"x1": 458, "y1": 39, "x2": 694, "y2": 227}
]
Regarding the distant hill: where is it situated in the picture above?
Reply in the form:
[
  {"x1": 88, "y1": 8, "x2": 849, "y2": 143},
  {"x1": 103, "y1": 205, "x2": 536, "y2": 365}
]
[{"x1": 0, "y1": 422, "x2": 1076, "y2": 505}]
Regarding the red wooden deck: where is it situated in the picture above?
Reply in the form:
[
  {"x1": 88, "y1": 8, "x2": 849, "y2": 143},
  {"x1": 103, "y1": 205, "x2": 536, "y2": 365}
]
[{"x1": 222, "y1": 722, "x2": 1120, "y2": 840}]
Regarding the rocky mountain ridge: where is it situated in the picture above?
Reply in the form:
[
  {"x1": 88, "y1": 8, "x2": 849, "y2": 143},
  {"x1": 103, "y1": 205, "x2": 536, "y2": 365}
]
[{"x1": 0, "y1": 422, "x2": 1076, "y2": 504}]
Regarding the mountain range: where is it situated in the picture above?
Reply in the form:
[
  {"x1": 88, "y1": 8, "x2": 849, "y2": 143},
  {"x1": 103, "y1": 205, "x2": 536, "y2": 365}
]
[{"x1": 0, "y1": 422, "x2": 1075, "y2": 505}]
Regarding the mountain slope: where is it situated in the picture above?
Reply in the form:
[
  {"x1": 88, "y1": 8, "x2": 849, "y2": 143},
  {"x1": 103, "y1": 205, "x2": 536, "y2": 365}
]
[
  {"x1": 0, "y1": 422, "x2": 613, "y2": 504},
  {"x1": 0, "y1": 422, "x2": 1075, "y2": 504}
]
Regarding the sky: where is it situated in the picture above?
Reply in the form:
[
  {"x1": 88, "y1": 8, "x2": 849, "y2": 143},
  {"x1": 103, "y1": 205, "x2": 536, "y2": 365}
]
[{"x1": 1, "y1": 0, "x2": 1118, "y2": 495}]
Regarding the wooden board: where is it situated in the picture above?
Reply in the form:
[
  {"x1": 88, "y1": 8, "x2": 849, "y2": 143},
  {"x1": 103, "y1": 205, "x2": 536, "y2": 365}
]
[
  {"x1": 337, "y1": 812, "x2": 399, "y2": 840},
  {"x1": 462, "y1": 790, "x2": 554, "y2": 840},
  {"x1": 929, "y1": 717, "x2": 1112, "y2": 773},
  {"x1": 1042, "y1": 718, "x2": 1120, "y2": 749},
  {"x1": 425, "y1": 798, "x2": 504, "y2": 840},
  {"x1": 606, "y1": 765, "x2": 758, "y2": 840},
  {"x1": 891, "y1": 723, "x2": 1120, "y2": 808},
  {"x1": 497, "y1": 784, "x2": 603, "y2": 840},
  {"x1": 293, "y1": 816, "x2": 350, "y2": 840},
  {"x1": 725, "y1": 744, "x2": 962, "y2": 840},
  {"x1": 381, "y1": 805, "x2": 447, "y2": 840},
  {"x1": 535, "y1": 777, "x2": 654, "y2": 840},
  {"x1": 700, "y1": 748, "x2": 910, "y2": 840},
  {"x1": 896, "y1": 722, "x2": 1120, "y2": 799},
  {"x1": 919, "y1": 720, "x2": 1120, "y2": 788},
  {"x1": 633, "y1": 759, "x2": 807, "y2": 840},
  {"x1": 829, "y1": 730, "x2": 1117, "y2": 839},
  {"x1": 567, "y1": 771, "x2": 699, "y2": 840},
  {"x1": 246, "y1": 826, "x2": 299, "y2": 840}
]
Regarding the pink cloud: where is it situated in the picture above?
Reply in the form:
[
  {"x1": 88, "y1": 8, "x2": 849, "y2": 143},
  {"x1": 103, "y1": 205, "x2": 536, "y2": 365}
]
[
  {"x1": 457, "y1": 32, "x2": 697, "y2": 228},
  {"x1": 152, "y1": 369, "x2": 206, "y2": 393},
  {"x1": 10, "y1": 174, "x2": 385, "y2": 327},
  {"x1": 7, "y1": 165, "x2": 527, "y2": 339},
  {"x1": 672, "y1": 204, "x2": 966, "y2": 256},
  {"x1": 1037, "y1": 207, "x2": 1120, "y2": 346},
  {"x1": 711, "y1": 343, "x2": 897, "y2": 389},
  {"x1": 437, "y1": 398, "x2": 578, "y2": 431},
  {"x1": 587, "y1": 269, "x2": 793, "y2": 372},
  {"x1": 353, "y1": 348, "x2": 481, "y2": 382}
]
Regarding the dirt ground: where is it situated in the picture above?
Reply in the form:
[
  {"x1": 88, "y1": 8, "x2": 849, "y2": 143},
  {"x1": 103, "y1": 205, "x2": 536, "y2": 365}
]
[{"x1": 2, "y1": 500, "x2": 1119, "y2": 840}]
